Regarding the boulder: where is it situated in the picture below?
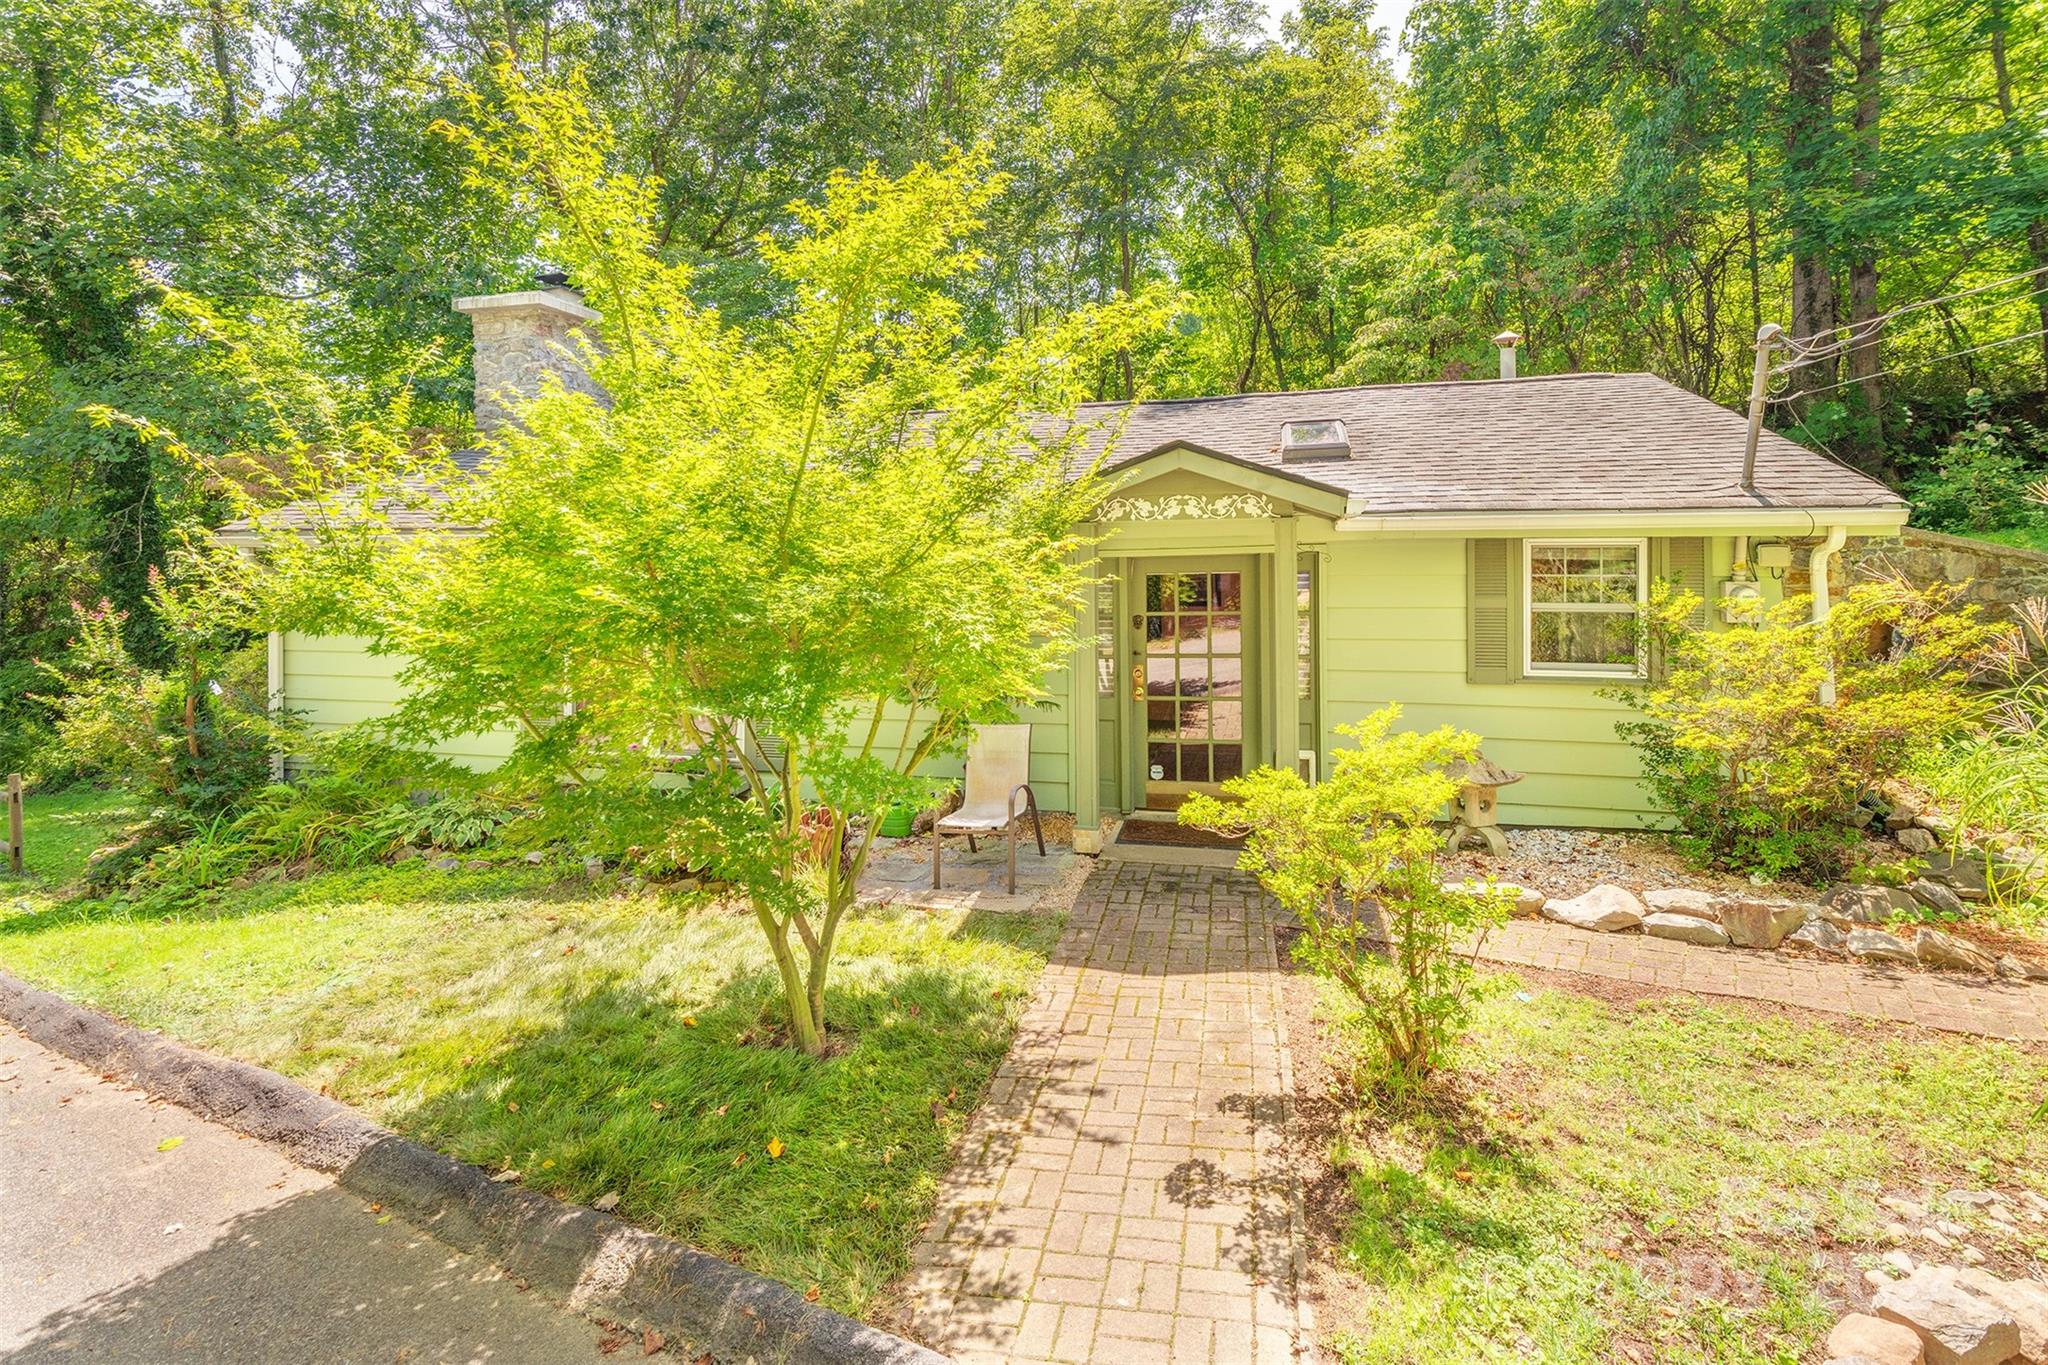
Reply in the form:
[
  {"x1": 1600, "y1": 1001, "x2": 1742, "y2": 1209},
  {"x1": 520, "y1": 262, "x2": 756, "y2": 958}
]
[
  {"x1": 1997, "y1": 954, "x2": 2048, "y2": 983},
  {"x1": 1849, "y1": 929, "x2": 1919, "y2": 965},
  {"x1": 1644, "y1": 887, "x2": 1721, "y2": 920},
  {"x1": 1827, "y1": 1313, "x2": 1927, "y2": 1365},
  {"x1": 1886, "y1": 796, "x2": 1922, "y2": 831},
  {"x1": 1912, "y1": 928, "x2": 1997, "y2": 975},
  {"x1": 1898, "y1": 827, "x2": 1939, "y2": 855},
  {"x1": 1955, "y1": 1269, "x2": 2048, "y2": 1364},
  {"x1": 1826, "y1": 885, "x2": 1919, "y2": 925},
  {"x1": 523, "y1": 850, "x2": 546, "y2": 865},
  {"x1": 1721, "y1": 898, "x2": 1809, "y2": 949},
  {"x1": 1907, "y1": 879, "x2": 1968, "y2": 917},
  {"x1": 1788, "y1": 919, "x2": 1847, "y2": 951},
  {"x1": 1643, "y1": 912, "x2": 1731, "y2": 946},
  {"x1": 1541, "y1": 884, "x2": 1645, "y2": 933},
  {"x1": 1873, "y1": 1267, "x2": 2022, "y2": 1365},
  {"x1": 430, "y1": 856, "x2": 461, "y2": 871}
]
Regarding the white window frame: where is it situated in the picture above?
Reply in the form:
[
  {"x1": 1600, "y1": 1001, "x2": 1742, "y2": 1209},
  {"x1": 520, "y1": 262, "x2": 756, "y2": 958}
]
[{"x1": 1524, "y1": 538, "x2": 1649, "y2": 679}]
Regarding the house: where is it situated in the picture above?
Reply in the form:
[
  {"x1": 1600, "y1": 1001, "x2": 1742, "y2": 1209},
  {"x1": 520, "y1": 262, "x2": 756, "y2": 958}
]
[{"x1": 225, "y1": 285, "x2": 1908, "y2": 836}]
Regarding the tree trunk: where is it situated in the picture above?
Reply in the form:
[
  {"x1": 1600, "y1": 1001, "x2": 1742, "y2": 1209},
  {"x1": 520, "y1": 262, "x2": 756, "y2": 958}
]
[
  {"x1": 1783, "y1": 0, "x2": 1840, "y2": 408},
  {"x1": 1846, "y1": 0, "x2": 1889, "y2": 457},
  {"x1": 1989, "y1": 0, "x2": 2048, "y2": 388}
]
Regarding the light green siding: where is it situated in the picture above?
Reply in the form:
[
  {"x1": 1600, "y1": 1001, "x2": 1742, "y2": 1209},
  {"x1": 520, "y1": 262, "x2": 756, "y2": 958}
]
[
  {"x1": 279, "y1": 633, "x2": 518, "y2": 770},
  {"x1": 1317, "y1": 537, "x2": 1661, "y2": 827}
]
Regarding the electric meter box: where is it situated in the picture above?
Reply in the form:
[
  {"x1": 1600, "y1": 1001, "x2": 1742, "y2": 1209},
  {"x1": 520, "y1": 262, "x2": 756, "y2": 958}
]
[{"x1": 1720, "y1": 579, "x2": 1765, "y2": 624}]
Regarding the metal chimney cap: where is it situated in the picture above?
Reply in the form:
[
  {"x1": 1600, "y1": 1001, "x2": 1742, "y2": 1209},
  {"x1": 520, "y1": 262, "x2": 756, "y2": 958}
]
[{"x1": 1491, "y1": 330, "x2": 1523, "y2": 347}]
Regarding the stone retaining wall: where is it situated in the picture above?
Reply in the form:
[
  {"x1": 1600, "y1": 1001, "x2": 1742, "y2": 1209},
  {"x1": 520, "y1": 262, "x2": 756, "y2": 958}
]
[{"x1": 1786, "y1": 527, "x2": 2048, "y2": 617}]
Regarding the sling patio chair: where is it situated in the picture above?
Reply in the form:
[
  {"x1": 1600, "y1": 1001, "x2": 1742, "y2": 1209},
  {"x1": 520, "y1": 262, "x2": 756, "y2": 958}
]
[{"x1": 931, "y1": 723, "x2": 1045, "y2": 894}]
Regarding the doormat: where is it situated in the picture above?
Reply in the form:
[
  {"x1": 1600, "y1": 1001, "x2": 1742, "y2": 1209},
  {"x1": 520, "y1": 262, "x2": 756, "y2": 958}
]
[{"x1": 1114, "y1": 820, "x2": 1245, "y2": 850}]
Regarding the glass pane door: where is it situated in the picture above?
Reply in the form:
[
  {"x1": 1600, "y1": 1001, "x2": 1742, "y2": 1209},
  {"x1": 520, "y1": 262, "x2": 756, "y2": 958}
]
[{"x1": 1142, "y1": 570, "x2": 1247, "y2": 809}]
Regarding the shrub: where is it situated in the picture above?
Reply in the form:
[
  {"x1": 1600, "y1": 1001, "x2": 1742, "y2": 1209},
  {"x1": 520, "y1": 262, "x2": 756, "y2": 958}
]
[
  {"x1": 1906, "y1": 389, "x2": 2048, "y2": 536},
  {"x1": 1180, "y1": 706, "x2": 1513, "y2": 1094},
  {"x1": 1614, "y1": 578, "x2": 2005, "y2": 882},
  {"x1": 37, "y1": 550, "x2": 271, "y2": 826}
]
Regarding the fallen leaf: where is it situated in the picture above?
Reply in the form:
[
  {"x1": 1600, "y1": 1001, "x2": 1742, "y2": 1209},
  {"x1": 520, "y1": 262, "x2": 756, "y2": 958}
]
[
  {"x1": 491, "y1": 1169, "x2": 522, "y2": 1183},
  {"x1": 767, "y1": 1137, "x2": 785, "y2": 1159},
  {"x1": 683, "y1": 1016, "x2": 697, "y2": 1027},
  {"x1": 541, "y1": 1159, "x2": 556, "y2": 1170},
  {"x1": 650, "y1": 1100, "x2": 666, "y2": 1111},
  {"x1": 369, "y1": 1203, "x2": 384, "y2": 1213},
  {"x1": 803, "y1": 1284, "x2": 821, "y2": 1303},
  {"x1": 593, "y1": 1191, "x2": 621, "y2": 1212},
  {"x1": 862, "y1": 1195, "x2": 880, "y2": 1211},
  {"x1": 731, "y1": 1153, "x2": 747, "y2": 1166},
  {"x1": 506, "y1": 1100, "x2": 519, "y2": 1112},
  {"x1": 714, "y1": 1104, "x2": 728, "y2": 1117},
  {"x1": 156, "y1": 1136, "x2": 185, "y2": 1153},
  {"x1": 641, "y1": 1329, "x2": 665, "y2": 1356},
  {"x1": 564, "y1": 945, "x2": 577, "y2": 955},
  {"x1": 376, "y1": 1214, "x2": 393, "y2": 1225},
  {"x1": 1453, "y1": 1169, "x2": 1473, "y2": 1184}
]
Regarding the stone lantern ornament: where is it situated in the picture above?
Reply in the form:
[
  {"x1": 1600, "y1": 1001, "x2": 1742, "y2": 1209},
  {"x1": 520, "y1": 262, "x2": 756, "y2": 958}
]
[{"x1": 1444, "y1": 754, "x2": 1524, "y2": 857}]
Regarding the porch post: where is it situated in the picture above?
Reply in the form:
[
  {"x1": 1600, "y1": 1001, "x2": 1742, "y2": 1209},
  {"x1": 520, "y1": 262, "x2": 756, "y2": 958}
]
[
  {"x1": 1068, "y1": 535, "x2": 1102, "y2": 848},
  {"x1": 1268, "y1": 513, "x2": 1298, "y2": 772}
]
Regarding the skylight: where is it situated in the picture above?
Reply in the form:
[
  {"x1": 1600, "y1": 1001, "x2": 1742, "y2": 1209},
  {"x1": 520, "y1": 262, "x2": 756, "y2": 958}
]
[{"x1": 1280, "y1": 419, "x2": 1350, "y2": 460}]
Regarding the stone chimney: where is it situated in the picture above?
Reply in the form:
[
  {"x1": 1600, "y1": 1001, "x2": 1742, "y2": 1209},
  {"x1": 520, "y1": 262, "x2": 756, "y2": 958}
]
[{"x1": 452, "y1": 275, "x2": 604, "y2": 433}]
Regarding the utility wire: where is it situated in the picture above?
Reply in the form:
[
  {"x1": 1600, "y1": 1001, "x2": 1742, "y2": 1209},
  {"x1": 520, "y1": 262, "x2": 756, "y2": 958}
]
[
  {"x1": 1767, "y1": 327, "x2": 2048, "y2": 402},
  {"x1": 1772, "y1": 281, "x2": 2048, "y2": 374},
  {"x1": 1774, "y1": 263, "x2": 2048, "y2": 356}
]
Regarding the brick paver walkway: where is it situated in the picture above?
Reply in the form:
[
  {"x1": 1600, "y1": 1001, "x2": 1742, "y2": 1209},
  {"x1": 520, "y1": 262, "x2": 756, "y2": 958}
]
[
  {"x1": 905, "y1": 864, "x2": 1305, "y2": 1364},
  {"x1": 1482, "y1": 917, "x2": 2048, "y2": 1041}
]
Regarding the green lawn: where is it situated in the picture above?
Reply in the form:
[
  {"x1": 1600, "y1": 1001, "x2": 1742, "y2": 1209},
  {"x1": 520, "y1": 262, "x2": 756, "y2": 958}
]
[
  {"x1": 1316, "y1": 978, "x2": 2048, "y2": 1364},
  {"x1": 1964, "y1": 524, "x2": 2048, "y2": 553},
  {"x1": 0, "y1": 788, "x2": 1057, "y2": 1319}
]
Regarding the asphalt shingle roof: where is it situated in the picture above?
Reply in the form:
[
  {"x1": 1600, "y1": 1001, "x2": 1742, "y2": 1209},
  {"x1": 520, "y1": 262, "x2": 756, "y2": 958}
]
[
  {"x1": 1062, "y1": 371, "x2": 1903, "y2": 513},
  {"x1": 221, "y1": 372, "x2": 1903, "y2": 537}
]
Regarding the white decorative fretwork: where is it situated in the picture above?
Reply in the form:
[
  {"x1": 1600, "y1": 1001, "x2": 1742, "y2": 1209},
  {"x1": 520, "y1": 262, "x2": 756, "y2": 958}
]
[{"x1": 1096, "y1": 492, "x2": 1275, "y2": 521}]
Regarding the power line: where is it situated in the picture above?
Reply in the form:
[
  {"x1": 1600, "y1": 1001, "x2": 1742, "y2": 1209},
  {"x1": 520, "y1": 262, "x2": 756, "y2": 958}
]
[
  {"x1": 1774, "y1": 264, "x2": 2048, "y2": 357},
  {"x1": 1772, "y1": 280, "x2": 2048, "y2": 375},
  {"x1": 1767, "y1": 327, "x2": 2048, "y2": 402}
]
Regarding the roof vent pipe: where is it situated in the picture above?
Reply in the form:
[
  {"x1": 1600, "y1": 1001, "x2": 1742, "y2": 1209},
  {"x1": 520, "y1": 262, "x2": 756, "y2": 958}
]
[{"x1": 1492, "y1": 330, "x2": 1522, "y2": 380}]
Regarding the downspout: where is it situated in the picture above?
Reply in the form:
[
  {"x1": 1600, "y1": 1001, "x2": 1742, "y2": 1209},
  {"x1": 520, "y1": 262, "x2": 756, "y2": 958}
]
[{"x1": 1810, "y1": 525, "x2": 1848, "y2": 705}]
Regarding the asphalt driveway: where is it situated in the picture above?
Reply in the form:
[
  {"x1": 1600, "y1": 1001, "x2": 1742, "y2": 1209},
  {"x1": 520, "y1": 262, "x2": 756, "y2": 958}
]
[{"x1": 1, "y1": 1026, "x2": 624, "y2": 1363}]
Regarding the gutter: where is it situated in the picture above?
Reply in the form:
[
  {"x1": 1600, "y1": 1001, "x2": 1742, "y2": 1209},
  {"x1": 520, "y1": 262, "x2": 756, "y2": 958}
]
[
  {"x1": 1810, "y1": 524, "x2": 1849, "y2": 705},
  {"x1": 1333, "y1": 506, "x2": 1908, "y2": 536}
]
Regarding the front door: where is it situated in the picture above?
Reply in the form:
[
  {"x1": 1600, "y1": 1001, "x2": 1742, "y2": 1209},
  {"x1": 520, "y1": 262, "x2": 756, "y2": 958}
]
[{"x1": 1136, "y1": 565, "x2": 1253, "y2": 811}]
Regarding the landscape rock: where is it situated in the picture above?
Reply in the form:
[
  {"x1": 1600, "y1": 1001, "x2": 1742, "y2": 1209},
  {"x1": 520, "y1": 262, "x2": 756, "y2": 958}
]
[
  {"x1": 1721, "y1": 898, "x2": 1809, "y2": 949},
  {"x1": 1957, "y1": 1246, "x2": 1986, "y2": 1266},
  {"x1": 1827, "y1": 885, "x2": 1920, "y2": 925},
  {"x1": 1914, "y1": 813, "x2": 1956, "y2": 838},
  {"x1": 1884, "y1": 1198, "x2": 1931, "y2": 1221},
  {"x1": 1886, "y1": 794, "x2": 1922, "y2": 831},
  {"x1": 1997, "y1": 954, "x2": 2048, "y2": 983},
  {"x1": 1913, "y1": 928, "x2": 1998, "y2": 975},
  {"x1": 1789, "y1": 920, "x2": 1848, "y2": 951},
  {"x1": 1873, "y1": 1267, "x2": 2022, "y2": 1365},
  {"x1": 1643, "y1": 912, "x2": 1731, "y2": 946},
  {"x1": 524, "y1": 850, "x2": 546, "y2": 865},
  {"x1": 1851, "y1": 929, "x2": 1920, "y2": 965},
  {"x1": 1908, "y1": 879, "x2": 1968, "y2": 917},
  {"x1": 583, "y1": 855, "x2": 605, "y2": 879},
  {"x1": 1827, "y1": 1313, "x2": 1927, "y2": 1365},
  {"x1": 1885, "y1": 1250, "x2": 1920, "y2": 1276},
  {"x1": 430, "y1": 856, "x2": 461, "y2": 871},
  {"x1": 1898, "y1": 827, "x2": 1939, "y2": 855},
  {"x1": 1541, "y1": 884, "x2": 1645, "y2": 933},
  {"x1": 392, "y1": 845, "x2": 420, "y2": 863},
  {"x1": 1955, "y1": 1268, "x2": 2048, "y2": 1363},
  {"x1": 1643, "y1": 887, "x2": 1721, "y2": 920},
  {"x1": 1918, "y1": 851, "x2": 1991, "y2": 902}
]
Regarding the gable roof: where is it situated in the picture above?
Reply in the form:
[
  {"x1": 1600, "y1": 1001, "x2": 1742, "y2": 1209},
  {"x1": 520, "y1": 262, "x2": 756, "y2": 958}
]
[{"x1": 1054, "y1": 371, "x2": 1903, "y2": 515}]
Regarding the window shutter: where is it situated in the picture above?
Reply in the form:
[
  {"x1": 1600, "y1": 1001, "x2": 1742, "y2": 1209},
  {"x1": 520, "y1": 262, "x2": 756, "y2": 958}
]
[
  {"x1": 1657, "y1": 537, "x2": 1709, "y2": 628},
  {"x1": 1467, "y1": 539, "x2": 1521, "y2": 685},
  {"x1": 1650, "y1": 537, "x2": 1708, "y2": 680}
]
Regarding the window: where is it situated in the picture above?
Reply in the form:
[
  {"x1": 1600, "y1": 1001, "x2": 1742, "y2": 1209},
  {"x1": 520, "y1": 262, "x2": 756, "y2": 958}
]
[{"x1": 1525, "y1": 540, "x2": 1646, "y2": 677}]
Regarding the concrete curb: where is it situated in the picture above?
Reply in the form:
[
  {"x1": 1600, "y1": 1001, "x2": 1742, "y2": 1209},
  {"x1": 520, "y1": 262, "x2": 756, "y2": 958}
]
[{"x1": 0, "y1": 970, "x2": 950, "y2": 1365}]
